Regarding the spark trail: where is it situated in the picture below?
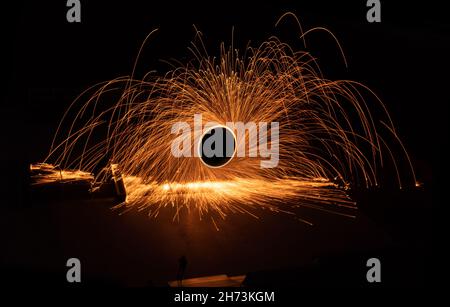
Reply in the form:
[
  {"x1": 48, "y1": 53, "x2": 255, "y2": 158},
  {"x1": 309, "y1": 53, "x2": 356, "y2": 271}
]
[{"x1": 43, "y1": 17, "x2": 416, "y2": 223}]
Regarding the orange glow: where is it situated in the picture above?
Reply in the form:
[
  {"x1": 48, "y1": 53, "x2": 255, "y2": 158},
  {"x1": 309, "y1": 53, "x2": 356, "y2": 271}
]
[
  {"x1": 30, "y1": 163, "x2": 93, "y2": 185},
  {"x1": 118, "y1": 175, "x2": 356, "y2": 222}
]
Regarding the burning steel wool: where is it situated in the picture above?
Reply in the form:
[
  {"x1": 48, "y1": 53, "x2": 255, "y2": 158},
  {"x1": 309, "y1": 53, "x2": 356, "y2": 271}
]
[{"x1": 41, "y1": 16, "x2": 416, "y2": 223}]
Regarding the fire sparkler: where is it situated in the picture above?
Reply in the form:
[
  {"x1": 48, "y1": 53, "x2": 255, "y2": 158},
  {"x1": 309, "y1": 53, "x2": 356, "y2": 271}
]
[{"x1": 41, "y1": 16, "x2": 416, "y2": 223}]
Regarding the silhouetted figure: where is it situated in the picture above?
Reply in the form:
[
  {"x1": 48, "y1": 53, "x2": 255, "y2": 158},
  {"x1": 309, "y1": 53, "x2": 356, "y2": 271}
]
[{"x1": 177, "y1": 255, "x2": 188, "y2": 287}]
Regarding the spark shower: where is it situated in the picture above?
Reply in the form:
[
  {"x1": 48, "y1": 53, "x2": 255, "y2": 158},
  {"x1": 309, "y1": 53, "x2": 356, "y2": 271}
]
[{"x1": 41, "y1": 14, "x2": 417, "y2": 224}]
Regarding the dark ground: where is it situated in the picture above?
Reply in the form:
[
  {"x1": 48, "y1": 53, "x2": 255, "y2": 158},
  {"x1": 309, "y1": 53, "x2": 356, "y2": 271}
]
[{"x1": 0, "y1": 185, "x2": 430, "y2": 287}]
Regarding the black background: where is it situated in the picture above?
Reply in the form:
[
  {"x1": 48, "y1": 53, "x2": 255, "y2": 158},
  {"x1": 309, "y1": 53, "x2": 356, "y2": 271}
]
[{"x1": 1, "y1": 0, "x2": 445, "y2": 290}]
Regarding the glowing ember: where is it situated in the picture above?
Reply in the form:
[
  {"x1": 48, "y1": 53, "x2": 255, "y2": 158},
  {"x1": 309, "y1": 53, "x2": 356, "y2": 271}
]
[
  {"x1": 30, "y1": 163, "x2": 93, "y2": 185},
  {"x1": 117, "y1": 175, "x2": 355, "y2": 223}
]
